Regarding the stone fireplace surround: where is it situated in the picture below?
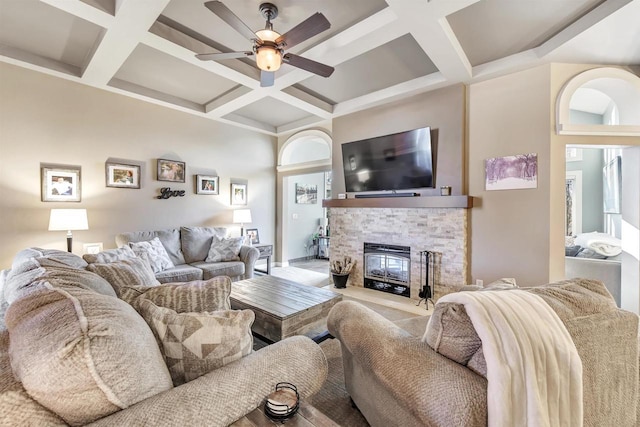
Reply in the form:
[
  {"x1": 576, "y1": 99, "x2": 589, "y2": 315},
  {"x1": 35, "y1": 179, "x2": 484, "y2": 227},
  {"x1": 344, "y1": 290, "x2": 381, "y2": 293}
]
[{"x1": 325, "y1": 198, "x2": 471, "y2": 300}]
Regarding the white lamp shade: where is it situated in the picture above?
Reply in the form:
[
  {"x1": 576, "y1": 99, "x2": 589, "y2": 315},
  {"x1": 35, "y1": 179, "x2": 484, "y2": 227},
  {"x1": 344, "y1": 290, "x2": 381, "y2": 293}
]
[
  {"x1": 48, "y1": 209, "x2": 89, "y2": 231},
  {"x1": 233, "y1": 209, "x2": 252, "y2": 224}
]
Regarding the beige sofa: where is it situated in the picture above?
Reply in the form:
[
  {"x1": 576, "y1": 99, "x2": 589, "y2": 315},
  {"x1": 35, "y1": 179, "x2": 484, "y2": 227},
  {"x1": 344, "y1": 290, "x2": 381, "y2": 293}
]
[
  {"x1": 0, "y1": 248, "x2": 327, "y2": 426},
  {"x1": 116, "y1": 226, "x2": 260, "y2": 283},
  {"x1": 328, "y1": 279, "x2": 639, "y2": 427}
]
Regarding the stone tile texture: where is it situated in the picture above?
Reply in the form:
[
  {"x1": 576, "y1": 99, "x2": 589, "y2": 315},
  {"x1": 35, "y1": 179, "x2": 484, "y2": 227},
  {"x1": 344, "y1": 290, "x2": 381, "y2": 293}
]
[{"x1": 329, "y1": 208, "x2": 468, "y2": 301}]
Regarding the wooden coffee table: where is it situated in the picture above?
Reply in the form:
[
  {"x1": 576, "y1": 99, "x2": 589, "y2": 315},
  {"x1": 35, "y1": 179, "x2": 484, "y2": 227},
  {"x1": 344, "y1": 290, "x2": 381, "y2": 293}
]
[
  {"x1": 230, "y1": 401, "x2": 339, "y2": 426},
  {"x1": 230, "y1": 275, "x2": 342, "y2": 343}
]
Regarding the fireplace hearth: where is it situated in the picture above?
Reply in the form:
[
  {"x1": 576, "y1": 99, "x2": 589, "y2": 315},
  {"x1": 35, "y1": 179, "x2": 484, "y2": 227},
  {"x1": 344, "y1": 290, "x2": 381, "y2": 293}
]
[{"x1": 363, "y1": 242, "x2": 410, "y2": 297}]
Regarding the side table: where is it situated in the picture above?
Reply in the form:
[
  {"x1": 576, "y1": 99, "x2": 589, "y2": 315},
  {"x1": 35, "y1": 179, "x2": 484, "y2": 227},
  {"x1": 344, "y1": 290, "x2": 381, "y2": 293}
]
[
  {"x1": 230, "y1": 401, "x2": 339, "y2": 426},
  {"x1": 253, "y1": 244, "x2": 273, "y2": 275}
]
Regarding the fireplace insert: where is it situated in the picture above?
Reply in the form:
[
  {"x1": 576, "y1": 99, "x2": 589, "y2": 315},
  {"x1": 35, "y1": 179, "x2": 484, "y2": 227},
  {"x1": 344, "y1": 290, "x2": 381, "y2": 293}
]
[{"x1": 363, "y1": 242, "x2": 410, "y2": 297}]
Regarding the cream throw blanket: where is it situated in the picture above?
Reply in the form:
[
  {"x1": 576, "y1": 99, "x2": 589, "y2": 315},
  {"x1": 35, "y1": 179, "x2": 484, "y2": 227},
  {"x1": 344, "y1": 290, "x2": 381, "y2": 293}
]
[{"x1": 439, "y1": 290, "x2": 583, "y2": 427}]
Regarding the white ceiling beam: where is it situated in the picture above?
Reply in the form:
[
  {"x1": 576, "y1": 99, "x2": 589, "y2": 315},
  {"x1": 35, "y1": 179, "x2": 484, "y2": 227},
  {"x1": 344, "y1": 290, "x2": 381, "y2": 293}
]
[
  {"x1": 39, "y1": 0, "x2": 115, "y2": 28},
  {"x1": 146, "y1": 22, "x2": 260, "y2": 88},
  {"x1": 276, "y1": 116, "x2": 329, "y2": 135},
  {"x1": 221, "y1": 114, "x2": 277, "y2": 135},
  {"x1": 109, "y1": 78, "x2": 204, "y2": 112},
  {"x1": 385, "y1": 0, "x2": 474, "y2": 82},
  {"x1": 536, "y1": 0, "x2": 634, "y2": 57},
  {"x1": 205, "y1": 90, "x2": 268, "y2": 117},
  {"x1": 272, "y1": 89, "x2": 332, "y2": 119},
  {"x1": 0, "y1": 46, "x2": 80, "y2": 77},
  {"x1": 81, "y1": 0, "x2": 171, "y2": 85},
  {"x1": 471, "y1": 50, "x2": 545, "y2": 83}
]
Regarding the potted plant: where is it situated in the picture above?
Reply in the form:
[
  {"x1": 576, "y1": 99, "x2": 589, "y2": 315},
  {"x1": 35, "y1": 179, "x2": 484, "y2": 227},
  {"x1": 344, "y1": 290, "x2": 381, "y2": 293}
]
[{"x1": 331, "y1": 256, "x2": 357, "y2": 289}]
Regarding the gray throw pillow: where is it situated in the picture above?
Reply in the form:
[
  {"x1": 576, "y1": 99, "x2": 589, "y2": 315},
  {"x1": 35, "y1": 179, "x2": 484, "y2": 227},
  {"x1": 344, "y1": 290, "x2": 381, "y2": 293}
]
[
  {"x1": 83, "y1": 246, "x2": 136, "y2": 264},
  {"x1": 205, "y1": 235, "x2": 243, "y2": 262},
  {"x1": 129, "y1": 237, "x2": 175, "y2": 273}
]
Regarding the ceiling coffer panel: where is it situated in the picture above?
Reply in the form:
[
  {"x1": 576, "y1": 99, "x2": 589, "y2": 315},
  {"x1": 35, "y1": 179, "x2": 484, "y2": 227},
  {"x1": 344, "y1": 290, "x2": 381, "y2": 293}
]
[
  {"x1": 112, "y1": 44, "x2": 239, "y2": 105},
  {"x1": 228, "y1": 96, "x2": 319, "y2": 128},
  {"x1": 447, "y1": 0, "x2": 606, "y2": 66}
]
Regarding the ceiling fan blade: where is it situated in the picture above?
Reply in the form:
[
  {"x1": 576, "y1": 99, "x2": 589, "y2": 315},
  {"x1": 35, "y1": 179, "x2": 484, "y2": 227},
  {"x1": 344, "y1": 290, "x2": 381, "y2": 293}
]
[
  {"x1": 275, "y1": 12, "x2": 330, "y2": 50},
  {"x1": 283, "y1": 53, "x2": 334, "y2": 78},
  {"x1": 260, "y1": 71, "x2": 275, "y2": 87},
  {"x1": 204, "y1": 1, "x2": 260, "y2": 42},
  {"x1": 196, "y1": 51, "x2": 254, "y2": 61}
]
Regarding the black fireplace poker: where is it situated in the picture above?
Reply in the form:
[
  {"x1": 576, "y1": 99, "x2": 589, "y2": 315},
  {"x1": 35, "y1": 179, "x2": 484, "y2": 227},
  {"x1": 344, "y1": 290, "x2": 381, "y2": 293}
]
[{"x1": 417, "y1": 250, "x2": 435, "y2": 310}]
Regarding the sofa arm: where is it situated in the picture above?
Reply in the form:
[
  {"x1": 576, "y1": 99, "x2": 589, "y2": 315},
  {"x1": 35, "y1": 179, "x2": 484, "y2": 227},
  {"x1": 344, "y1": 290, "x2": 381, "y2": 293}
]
[
  {"x1": 88, "y1": 335, "x2": 327, "y2": 427},
  {"x1": 328, "y1": 301, "x2": 487, "y2": 427},
  {"x1": 239, "y1": 246, "x2": 260, "y2": 279}
]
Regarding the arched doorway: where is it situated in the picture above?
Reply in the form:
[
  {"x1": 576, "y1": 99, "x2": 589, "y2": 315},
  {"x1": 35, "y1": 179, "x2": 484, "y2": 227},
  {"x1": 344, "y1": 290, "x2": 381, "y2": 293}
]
[
  {"x1": 556, "y1": 67, "x2": 640, "y2": 312},
  {"x1": 276, "y1": 129, "x2": 332, "y2": 267}
]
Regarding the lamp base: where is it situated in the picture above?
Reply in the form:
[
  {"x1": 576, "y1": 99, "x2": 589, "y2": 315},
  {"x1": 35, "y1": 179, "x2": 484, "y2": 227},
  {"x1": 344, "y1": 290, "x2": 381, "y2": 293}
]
[{"x1": 66, "y1": 231, "x2": 73, "y2": 253}]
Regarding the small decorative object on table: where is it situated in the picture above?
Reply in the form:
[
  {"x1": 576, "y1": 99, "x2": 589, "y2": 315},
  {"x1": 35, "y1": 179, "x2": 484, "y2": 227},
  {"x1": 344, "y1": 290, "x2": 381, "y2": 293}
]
[
  {"x1": 264, "y1": 382, "x2": 299, "y2": 421},
  {"x1": 331, "y1": 256, "x2": 357, "y2": 289}
]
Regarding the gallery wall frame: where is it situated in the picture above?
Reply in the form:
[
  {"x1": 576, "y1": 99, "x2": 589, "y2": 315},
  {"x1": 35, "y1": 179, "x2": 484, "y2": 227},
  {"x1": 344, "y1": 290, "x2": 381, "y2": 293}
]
[
  {"x1": 106, "y1": 162, "x2": 141, "y2": 189},
  {"x1": 41, "y1": 165, "x2": 81, "y2": 202},
  {"x1": 231, "y1": 183, "x2": 247, "y2": 205},
  {"x1": 196, "y1": 175, "x2": 219, "y2": 195},
  {"x1": 157, "y1": 159, "x2": 185, "y2": 183}
]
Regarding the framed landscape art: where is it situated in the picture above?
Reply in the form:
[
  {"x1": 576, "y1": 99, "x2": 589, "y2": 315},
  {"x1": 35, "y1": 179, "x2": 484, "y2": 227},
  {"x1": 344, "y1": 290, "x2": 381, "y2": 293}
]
[
  {"x1": 196, "y1": 175, "x2": 219, "y2": 195},
  {"x1": 295, "y1": 183, "x2": 318, "y2": 204},
  {"x1": 41, "y1": 165, "x2": 81, "y2": 202},
  {"x1": 105, "y1": 162, "x2": 140, "y2": 189}
]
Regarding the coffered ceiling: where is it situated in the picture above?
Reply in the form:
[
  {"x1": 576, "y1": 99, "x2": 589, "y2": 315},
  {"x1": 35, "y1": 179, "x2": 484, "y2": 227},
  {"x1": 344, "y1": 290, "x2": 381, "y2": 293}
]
[{"x1": 1, "y1": 0, "x2": 639, "y2": 136}]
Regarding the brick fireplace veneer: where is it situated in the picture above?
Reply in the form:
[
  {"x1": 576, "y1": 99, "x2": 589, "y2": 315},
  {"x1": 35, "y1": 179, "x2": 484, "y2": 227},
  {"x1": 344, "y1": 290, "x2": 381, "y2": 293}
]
[{"x1": 328, "y1": 206, "x2": 468, "y2": 300}]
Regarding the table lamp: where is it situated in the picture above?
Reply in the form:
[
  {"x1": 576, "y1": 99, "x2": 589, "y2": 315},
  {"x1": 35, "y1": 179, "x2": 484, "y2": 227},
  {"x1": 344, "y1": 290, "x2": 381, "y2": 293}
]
[
  {"x1": 233, "y1": 209, "x2": 252, "y2": 236},
  {"x1": 48, "y1": 209, "x2": 89, "y2": 252}
]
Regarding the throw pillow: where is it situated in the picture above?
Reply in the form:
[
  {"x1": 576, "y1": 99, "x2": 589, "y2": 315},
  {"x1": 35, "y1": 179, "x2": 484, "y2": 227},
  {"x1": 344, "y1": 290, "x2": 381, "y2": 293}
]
[
  {"x1": 205, "y1": 235, "x2": 243, "y2": 262},
  {"x1": 82, "y1": 246, "x2": 136, "y2": 264},
  {"x1": 137, "y1": 299, "x2": 254, "y2": 386},
  {"x1": 128, "y1": 237, "x2": 175, "y2": 273},
  {"x1": 6, "y1": 284, "x2": 173, "y2": 426},
  {"x1": 136, "y1": 276, "x2": 231, "y2": 313},
  {"x1": 87, "y1": 258, "x2": 160, "y2": 304}
]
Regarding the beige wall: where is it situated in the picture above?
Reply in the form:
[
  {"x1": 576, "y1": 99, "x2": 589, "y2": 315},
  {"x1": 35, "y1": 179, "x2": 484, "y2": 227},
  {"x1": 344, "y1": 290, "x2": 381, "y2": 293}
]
[
  {"x1": 468, "y1": 65, "x2": 552, "y2": 286},
  {"x1": 332, "y1": 84, "x2": 467, "y2": 197},
  {"x1": 0, "y1": 63, "x2": 277, "y2": 269}
]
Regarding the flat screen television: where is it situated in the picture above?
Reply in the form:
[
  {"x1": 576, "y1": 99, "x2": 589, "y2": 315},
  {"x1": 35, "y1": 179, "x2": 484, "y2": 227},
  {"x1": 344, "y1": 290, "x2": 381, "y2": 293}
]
[{"x1": 341, "y1": 127, "x2": 434, "y2": 193}]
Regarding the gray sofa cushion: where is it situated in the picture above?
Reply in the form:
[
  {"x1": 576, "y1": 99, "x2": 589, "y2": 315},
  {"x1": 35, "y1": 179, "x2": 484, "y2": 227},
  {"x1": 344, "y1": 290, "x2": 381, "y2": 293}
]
[
  {"x1": 191, "y1": 261, "x2": 245, "y2": 280},
  {"x1": 155, "y1": 264, "x2": 203, "y2": 284},
  {"x1": 116, "y1": 229, "x2": 186, "y2": 266},
  {"x1": 180, "y1": 227, "x2": 227, "y2": 264}
]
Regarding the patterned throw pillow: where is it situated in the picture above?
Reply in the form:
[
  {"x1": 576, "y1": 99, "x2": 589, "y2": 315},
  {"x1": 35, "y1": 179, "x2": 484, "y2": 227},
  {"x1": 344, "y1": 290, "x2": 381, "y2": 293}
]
[
  {"x1": 137, "y1": 276, "x2": 231, "y2": 313},
  {"x1": 129, "y1": 237, "x2": 175, "y2": 273},
  {"x1": 82, "y1": 246, "x2": 136, "y2": 264},
  {"x1": 205, "y1": 235, "x2": 243, "y2": 262},
  {"x1": 87, "y1": 258, "x2": 160, "y2": 303},
  {"x1": 137, "y1": 299, "x2": 254, "y2": 386}
]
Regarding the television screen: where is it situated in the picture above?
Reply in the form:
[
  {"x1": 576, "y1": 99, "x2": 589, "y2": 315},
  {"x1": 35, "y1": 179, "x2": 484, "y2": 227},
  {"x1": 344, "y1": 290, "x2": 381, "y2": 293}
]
[{"x1": 342, "y1": 127, "x2": 433, "y2": 193}]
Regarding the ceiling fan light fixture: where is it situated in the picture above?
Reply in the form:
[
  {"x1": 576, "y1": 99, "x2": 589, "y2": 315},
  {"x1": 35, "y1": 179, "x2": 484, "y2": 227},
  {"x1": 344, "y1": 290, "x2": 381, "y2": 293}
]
[{"x1": 256, "y1": 45, "x2": 282, "y2": 71}]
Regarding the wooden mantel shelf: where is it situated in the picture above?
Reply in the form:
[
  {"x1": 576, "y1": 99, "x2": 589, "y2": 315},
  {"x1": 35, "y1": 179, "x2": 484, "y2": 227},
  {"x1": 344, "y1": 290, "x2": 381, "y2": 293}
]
[{"x1": 322, "y1": 195, "x2": 473, "y2": 209}]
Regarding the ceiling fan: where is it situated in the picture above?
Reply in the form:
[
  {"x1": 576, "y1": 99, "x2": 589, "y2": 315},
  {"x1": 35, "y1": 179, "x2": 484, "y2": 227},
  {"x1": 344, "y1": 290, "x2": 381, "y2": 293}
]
[{"x1": 196, "y1": 1, "x2": 335, "y2": 87}]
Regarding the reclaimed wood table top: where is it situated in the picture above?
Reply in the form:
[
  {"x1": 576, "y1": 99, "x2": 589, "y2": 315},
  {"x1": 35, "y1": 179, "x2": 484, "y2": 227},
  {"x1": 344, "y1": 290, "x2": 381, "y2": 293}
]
[
  {"x1": 230, "y1": 275, "x2": 342, "y2": 320},
  {"x1": 230, "y1": 401, "x2": 339, "y2": 427}
]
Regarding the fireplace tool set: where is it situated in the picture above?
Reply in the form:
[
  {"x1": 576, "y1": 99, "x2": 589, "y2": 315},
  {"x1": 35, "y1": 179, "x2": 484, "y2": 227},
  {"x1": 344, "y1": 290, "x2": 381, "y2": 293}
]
[{"x1": 417, "y1": 250, "x2": 436, "y2": 309}]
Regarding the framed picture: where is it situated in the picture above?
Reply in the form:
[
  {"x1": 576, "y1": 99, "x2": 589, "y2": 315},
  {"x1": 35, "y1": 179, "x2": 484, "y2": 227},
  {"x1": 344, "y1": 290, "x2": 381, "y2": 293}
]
[
  {"x1": 246, "y1": 228, "x2": 260, "y2": 245},
  {"x1": 157, "y1": 159, "x2": 185, "y2": 183},
  {"x1": 231, "y1": 183, "x2": 247, "y2": 205},
  {"x1": 41, "y1": 165, "x2": 81, "y2": 202},
  {"x1": 83, "y1": 242, "x2": 104, "y2": 254},
  {"x1": 295, "y1": 183, "x2": 318, "y2": 204},
  {"x1": 105, "y1": 162, "x2": 140, "y2": 189},
  {"x1": 485, "y1": 153, "x2": 538, "y2": 191},
  {"x1": 196, "y1": 175, "x2": 219, "y2": 195}
]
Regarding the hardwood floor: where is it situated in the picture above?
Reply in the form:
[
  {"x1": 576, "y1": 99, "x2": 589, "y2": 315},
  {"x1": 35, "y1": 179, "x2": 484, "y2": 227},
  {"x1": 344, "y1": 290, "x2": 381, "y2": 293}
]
[{"x1": 289, "y1": 258, "x2": 330, "y2": 275}]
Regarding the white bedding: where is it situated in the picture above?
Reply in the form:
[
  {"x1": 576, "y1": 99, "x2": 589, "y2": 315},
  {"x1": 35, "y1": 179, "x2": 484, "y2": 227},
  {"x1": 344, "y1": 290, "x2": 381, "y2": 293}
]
[
  {"x1": 574, "y1": 232, "x2": 622, "y2": 257},
  {"x1": 438, "y1": 290, "x2": 583, "y2": 427}
]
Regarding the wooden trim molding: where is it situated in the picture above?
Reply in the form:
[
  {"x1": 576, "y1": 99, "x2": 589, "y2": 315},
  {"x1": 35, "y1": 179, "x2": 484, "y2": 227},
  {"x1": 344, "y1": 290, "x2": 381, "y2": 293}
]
[{"x1": 322, "y1": 195, "x2": 473, "y2": 209}]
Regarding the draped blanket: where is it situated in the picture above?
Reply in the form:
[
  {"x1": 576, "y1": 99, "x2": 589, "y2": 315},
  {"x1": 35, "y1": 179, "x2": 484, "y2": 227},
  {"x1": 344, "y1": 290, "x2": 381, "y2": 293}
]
[{"x1": 439, "y1": 290, "x2": 583, "y2": 427}]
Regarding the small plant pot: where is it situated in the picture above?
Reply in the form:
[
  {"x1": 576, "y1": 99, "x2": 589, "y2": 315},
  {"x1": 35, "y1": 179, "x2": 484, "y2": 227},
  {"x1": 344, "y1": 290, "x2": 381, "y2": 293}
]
[{"x1": 332, "y1": 273, "x2": 349, "y2": 289}]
